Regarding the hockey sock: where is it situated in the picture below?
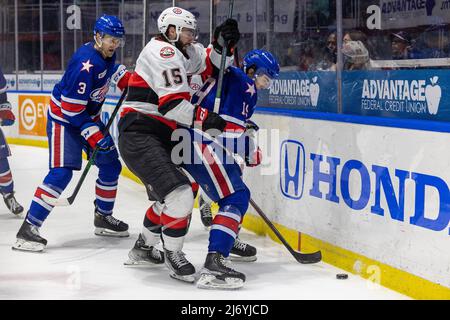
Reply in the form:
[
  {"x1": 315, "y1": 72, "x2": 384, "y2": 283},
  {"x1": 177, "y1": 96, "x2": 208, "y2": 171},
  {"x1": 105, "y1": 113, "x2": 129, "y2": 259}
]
[
  {"x1": 95, "y1": 178, "x2": 118, "y2": 215},
  {"x1": 142, "y1": 202, "x2": 163, "y2": 246},
  {"x1": 0, "y1": 157, "x2": 13, "y2": 195},
  {"x1": 208, "y1": 204, "x2": 241, "y2": 257},
  {"x1": 160, "y1": 185, "x2": 193, "y2": 251},
  {"x1": 27, "y1": 168, "x2": 72, "y2": 227},
  {"x1": 95, "y1": 159, "x2": 121, "y2": 215}
]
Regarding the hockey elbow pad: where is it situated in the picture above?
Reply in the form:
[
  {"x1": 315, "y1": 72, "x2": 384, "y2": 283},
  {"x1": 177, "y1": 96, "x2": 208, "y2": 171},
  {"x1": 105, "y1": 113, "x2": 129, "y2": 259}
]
[
  {"x1": 193, "y1": 106, "x2": 226, "y2": 134},
  {"x1": 0, "y1": 102, "x2": 15, "y2": 126}
]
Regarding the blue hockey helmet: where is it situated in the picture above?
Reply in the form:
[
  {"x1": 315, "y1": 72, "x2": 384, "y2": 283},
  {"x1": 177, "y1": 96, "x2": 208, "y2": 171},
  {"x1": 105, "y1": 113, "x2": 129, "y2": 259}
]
[
  {"x1": 93, "y1": 15, "x2": 125, "y2": 38},
  {"x1": 243, "y1": 49, "x2": 280, "y2": 79}
]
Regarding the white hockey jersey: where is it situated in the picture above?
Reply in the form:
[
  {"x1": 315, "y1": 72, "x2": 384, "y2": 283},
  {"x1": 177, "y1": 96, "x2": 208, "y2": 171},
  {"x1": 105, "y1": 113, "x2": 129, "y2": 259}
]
[{"x1": 120, "y1": 37, "x2": 233, "y2": 129}]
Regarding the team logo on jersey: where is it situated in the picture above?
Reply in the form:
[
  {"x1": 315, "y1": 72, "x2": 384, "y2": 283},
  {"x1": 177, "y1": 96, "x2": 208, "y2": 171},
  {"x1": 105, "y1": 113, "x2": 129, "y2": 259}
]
[
  {"x1": 98, "y1": 69, "x2": 107, "y2": 79},
  {"x1": 172, "y1": 7, "x2": 182, "y2": 14},
  {"x1": 90, "y1": 82, "x2": 110, "y2": 103},
  {"x1": 190, "y1": 82, "x2": 200, "y2": 91},
  {"x1": 160, "y1": 47, "x2": 175, "y2": 58},
  {"x1": 81, "y1": 59, "x2": 94, "y2": 73}
]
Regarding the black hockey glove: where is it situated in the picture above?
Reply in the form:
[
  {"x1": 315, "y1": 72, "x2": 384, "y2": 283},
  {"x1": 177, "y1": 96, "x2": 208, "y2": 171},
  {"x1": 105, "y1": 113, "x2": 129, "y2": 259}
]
[
  {"x1": 213, "y1": 19, "x2": 240, "y2": 55},
  {"x1": 193, "y1": 106, "x2": 226, "y2": 134}
]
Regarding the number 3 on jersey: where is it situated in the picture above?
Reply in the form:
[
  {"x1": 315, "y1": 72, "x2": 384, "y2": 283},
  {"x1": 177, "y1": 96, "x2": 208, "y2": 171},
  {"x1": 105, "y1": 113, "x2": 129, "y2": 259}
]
[
  {"x1": 162, "y1": 68, "x2": 183, "y2": 87},
  {"x1": 77, "y1": 82, "x2": 86, "y2": 94}
]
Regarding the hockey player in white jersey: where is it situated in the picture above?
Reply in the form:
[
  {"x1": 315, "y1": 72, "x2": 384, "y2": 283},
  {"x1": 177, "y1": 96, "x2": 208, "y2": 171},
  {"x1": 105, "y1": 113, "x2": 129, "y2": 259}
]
[{"x1": 118, "y1": 7, "x2": 240, "y2": 282}]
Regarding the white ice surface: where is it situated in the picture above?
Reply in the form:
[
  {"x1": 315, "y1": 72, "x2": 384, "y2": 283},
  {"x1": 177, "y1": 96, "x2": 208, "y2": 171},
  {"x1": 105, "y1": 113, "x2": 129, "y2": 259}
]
[{"x1": 0, "y1": 145, "x2": 409, "y2": 300}]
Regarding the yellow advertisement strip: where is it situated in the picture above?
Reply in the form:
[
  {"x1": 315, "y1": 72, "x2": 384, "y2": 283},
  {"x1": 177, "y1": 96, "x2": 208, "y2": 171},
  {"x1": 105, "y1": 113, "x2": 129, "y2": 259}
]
[
  {"x1": 242, "y1": 213, "x2": 450, "y2": 300},
  {"x1": 9, "y1": 138, "x2": 450, "y2": 300}
]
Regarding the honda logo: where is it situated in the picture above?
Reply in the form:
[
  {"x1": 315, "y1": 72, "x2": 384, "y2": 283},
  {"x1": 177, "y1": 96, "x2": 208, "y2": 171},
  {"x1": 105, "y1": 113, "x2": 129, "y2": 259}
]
[{"x1": 280, "y1": 140, "x2": 306, "y2": 200}]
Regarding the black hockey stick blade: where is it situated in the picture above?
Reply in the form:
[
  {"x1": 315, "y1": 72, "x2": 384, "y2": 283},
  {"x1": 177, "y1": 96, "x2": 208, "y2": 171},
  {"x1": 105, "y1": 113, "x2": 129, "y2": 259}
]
[
  {"x1": 249, "y1": 198, "x2": 322, "y2": 264},
  {"x1": 291, "y1": 248, "x2": 322, "y2": 264}
]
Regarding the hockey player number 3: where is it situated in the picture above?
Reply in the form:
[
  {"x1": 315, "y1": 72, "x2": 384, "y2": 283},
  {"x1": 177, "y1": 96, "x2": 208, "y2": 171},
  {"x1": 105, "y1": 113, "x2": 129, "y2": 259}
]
[
  {"x1": 162, "y1": 68, "x2": 183, "y2": 87},
  {"x1": 77, "y1": 82, "x2": 86, "y2": 94}
]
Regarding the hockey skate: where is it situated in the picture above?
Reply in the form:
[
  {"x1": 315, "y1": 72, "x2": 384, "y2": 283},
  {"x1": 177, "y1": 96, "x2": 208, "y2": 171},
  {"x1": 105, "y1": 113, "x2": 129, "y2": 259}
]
[
  {"x1": 94, "y1": 211, "x2": 129, "y2": 237},
  {"x1": 229, "y1": 237, "x2": 257, "y2": 262},
  {"x1": 164, "y1": 249, "x2": 196, "y2": 283},
  {"x1": 124, "y1": 233, "x2": 164, "y2": 266},
  {"x1": 3, "y1": 192, "x2": 24, "y2": 216},
  {"x1": 197, "y1": 252, "x2": 245, "y2": 290},
  {"x1": 12, "y1": 219, "x2": 47, "y2": 252},
  {"x1": 198, "y1": 194, "x2": 212, "y2": 228}
]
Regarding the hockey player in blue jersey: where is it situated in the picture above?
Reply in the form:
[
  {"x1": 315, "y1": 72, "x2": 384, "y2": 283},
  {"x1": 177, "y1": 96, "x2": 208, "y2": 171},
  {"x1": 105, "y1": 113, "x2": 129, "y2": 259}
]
[
  {"x1": 184, "y1": 48, "x2": 279, "y2": 289},
  {"x1": 0, "y1": 66, "x2": 24, "y2": 216},
  {"x1": 13, "y1": 15, "x2": 131, "y2": 252}
]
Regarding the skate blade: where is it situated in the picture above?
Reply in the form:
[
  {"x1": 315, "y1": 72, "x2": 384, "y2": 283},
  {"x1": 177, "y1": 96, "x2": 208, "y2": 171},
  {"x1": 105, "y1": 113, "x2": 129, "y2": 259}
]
[
  {"x1": 12, "y1": 239, "x2": 45, "y2": 252},
  {"x1": 168, "y1": 271, "x2": 196, "y2": 283},
  {"x1": 124, "y1": 259, "x2": 163, "y2": 266},
  {"x1": 228, "y1": 255, "x2": 257, "y2": 263},
  {"x1": 94, "y1": 228, "x2": 129, "y2": 238},
  {"x1": 197, "y1": 273, "x2": 244, "y2": 290}
]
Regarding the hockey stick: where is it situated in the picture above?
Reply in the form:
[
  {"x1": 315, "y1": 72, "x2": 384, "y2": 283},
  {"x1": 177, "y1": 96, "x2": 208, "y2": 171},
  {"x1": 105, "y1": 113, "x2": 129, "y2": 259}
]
[
  {"x1": 42, "y1": 88, "x2": 128, "y2": 207},
  {"x1": 190, "y1": 128, "x2": 322, "y2": 264},
  {"x1": 249, "y1": 198, "x2": 322, "y2": 264},
  {"x1": 213, "y1": 0, "x2": 235, "y2": 114}
]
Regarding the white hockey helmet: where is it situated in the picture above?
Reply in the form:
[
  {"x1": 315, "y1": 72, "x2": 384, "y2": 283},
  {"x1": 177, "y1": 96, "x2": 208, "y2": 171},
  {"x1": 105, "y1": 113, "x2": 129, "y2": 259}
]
[{"x1": 157, "y1": 7, "x2": 197, "y2": 43}]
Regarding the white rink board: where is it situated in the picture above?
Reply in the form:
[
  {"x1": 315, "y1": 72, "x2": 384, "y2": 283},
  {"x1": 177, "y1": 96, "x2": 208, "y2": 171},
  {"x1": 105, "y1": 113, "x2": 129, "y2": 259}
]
[
  {"x1": 245, "y1": 113, "x2": 450, "y2": 288},
  {"x1": 4, "y1": 91, "x2": 450, "y2": 290}
]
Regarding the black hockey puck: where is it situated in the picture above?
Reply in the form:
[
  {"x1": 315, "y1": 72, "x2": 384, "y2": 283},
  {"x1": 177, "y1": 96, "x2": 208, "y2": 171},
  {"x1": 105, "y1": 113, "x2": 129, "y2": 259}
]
[{"x1": 336, "y1": 273, "x2": 348, "y2": 280}]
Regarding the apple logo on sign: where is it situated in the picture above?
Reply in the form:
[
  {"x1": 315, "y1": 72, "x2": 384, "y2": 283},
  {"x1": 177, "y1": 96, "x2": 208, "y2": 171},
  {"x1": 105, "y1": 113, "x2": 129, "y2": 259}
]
[
  {"x1": 309, "y1": 76, "x2": 320, "y2": 107},
  {"x1": 425, "y1": 76, "x2": 441, "y2": 115}
]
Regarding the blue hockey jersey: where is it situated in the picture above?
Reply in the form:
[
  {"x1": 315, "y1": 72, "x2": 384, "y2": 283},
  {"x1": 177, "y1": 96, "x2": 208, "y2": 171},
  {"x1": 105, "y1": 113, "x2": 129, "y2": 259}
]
[
  {"x1": 49, "y1": 42, "x2": 125, "y2": 129},
  {"x1": 191, "y1": 66, "x2": 258, "y2": 136},
  {"x1": 0, "y1": 66, "x2": 7, "y2": 104}
]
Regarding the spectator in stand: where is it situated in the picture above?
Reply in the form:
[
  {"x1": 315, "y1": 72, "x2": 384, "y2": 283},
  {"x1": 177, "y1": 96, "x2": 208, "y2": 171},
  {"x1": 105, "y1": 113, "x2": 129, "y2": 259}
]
[
  {"x1": 316, "y1": 32, "x2": 337, "y2": 71},
  {"x1": 342, "y1": 40, "x2": 370, "y2": 70},
  {"x1": 298, "y1": 40, "x2": 325, "y2": 71},
  {"x1": 391, "y1": 31, "x2": 412, "y2": 60},
  {"x1": 413, "y1": 25, "x2": 449, "y2": 59}
]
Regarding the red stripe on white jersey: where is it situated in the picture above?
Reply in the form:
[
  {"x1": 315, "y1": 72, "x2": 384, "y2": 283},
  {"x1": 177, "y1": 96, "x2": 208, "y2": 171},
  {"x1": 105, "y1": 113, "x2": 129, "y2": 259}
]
[
  {"x1": 128, "y1": 72, "x2": 150, "y2": 88},
  {"x1": 158, "y1": 92, "x2": 191, "y2": 108},
  {"x1": 119, "y1": 107, "x2": 178, "y2": 130},
  {"x1": 200, "y1": 47, "x2": 214, "y2": 81}
]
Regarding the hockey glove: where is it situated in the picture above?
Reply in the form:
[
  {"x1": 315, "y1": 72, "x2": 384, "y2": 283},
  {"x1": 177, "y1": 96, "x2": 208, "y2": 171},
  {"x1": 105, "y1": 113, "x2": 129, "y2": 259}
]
[
  {"x1": 245, "y1": 120, "x2": 259, "y2": 133},
  {"x1": 112, "y1": 64, "x2": 131, "y2": 91},
  {"x1": 96, "y1": 135, "x2": 116, "y2": 154},
  {"x1": 193, "y1": 106, "x2": 226, "y2": 135},
  {"x1": 0, "y1": 102, "x2": 15, "y2": 126},
  {"x1": 245, "y1": 146, "x2": 262, "y2": 167},
  {"x1": 213, "y1": 19, "x2": 240, "y2": 55}
]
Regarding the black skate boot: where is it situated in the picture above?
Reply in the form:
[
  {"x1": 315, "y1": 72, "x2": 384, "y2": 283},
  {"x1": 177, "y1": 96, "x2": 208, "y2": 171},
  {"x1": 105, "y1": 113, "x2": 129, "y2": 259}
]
[
  {"x1": 164, "y1": 249, "x2": 196, "y2": 283},
  {"x1": 12, "y1": 219, "x2": 47, "y2": 252},
  {"x1": 3, "y1": 192, "x2": 24, "y2": 216},
  {"x1": 124, "y1": 233, "x2": 164, "y2": 266},
  {"x1": 94, "y1": 211, "x2": 129, "y2": 237},
  {"x1": 198, "y1": 194, "x2": 212, "y2": 228},
  {"x1": 229, "y1": 237, "x2": 257, "y2": 262},
  {"x1": 197, "y1": 252, "x2": 246, "y2": 290}
]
